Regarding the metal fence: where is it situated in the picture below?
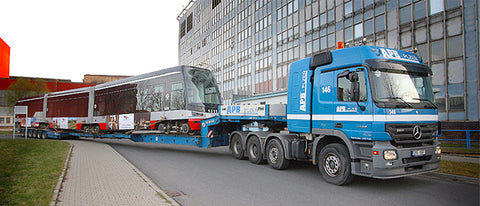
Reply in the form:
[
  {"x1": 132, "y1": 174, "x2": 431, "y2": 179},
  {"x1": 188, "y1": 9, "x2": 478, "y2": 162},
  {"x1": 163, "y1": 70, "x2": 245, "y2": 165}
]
[{"x1": 439, "y1": 130, "x2": 480, "y2": 148}]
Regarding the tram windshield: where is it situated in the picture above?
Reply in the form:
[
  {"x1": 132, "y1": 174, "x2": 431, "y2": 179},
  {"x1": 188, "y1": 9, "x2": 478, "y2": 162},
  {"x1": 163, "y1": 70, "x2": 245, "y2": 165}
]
[{"x1": 184, "y1": 68, "x2": 221, "y2": 106}]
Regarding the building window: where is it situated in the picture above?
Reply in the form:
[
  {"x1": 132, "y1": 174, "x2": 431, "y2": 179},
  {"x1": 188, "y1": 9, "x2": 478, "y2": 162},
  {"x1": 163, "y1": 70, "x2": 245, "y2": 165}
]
[
  {"x1": 447, "y1": 36, "x2": 463, "y2": 58},
  {"x1": 414, "y1": 0, "x2": 427, "y2": 20},
  {"x1": 399, "y1": 0, "x2": 410, "y2": 7},
  {"x1": 353, "y1": 0, "x2": 362, "y2": 12},
  {"x1": 375, "y1": 15, "x2": 385, "y2": 33},
  {"x1": 354, "y1": 23, "x2": 363, "y2": 39},
  {"x1": 430, "y1": 22, "x2": 444, "y2": 40},
  {"x1": 212, "y1": 0, "x2": 221, "y2": 9},
  {"x1": 447, "y1": 60, "x2": 464, "y2": 84},
  {"x1": 180, "y1": 21, "x2": 186, "y2": 38},
  {"x1": 399, "y1": 5, "x2": 411, "y2": 25},
  {"x1": 345, "y1": 1, "x2": 352, "y2": 16},
  {"x1": 446, "y1": 0, "x2": 461, "y2": 10},
  {"x1": 446, "y1": 17, "x2": 462, "y2": 36},
  {"x1": 448, "y1": 97, "x2": 464, "y2": 111},
  {"x1": 430, "y1": 0, "x2": 444, "y2": 15},
  {"x1": 430, "y1": 40, "x2": 445, "y2": 61},
  {"x1": 186, "y1": 13, "x2": 193, "y2": 32},
  {"x1": 431, "y1": 63, "x2": 445, "y2": 86},
  {"x1": 364, "y1": 19, "x2": 374, "y2": 36},
  {"x1": 414, "y1": 27, "x2": 427, "y2": 44}
]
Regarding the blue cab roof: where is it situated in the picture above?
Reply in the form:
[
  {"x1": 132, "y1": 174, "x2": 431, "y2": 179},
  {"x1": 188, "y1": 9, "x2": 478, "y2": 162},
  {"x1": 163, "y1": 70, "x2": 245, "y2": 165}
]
[{"x1": 310, "y1": 46, "x2": 425, "y2": 73}]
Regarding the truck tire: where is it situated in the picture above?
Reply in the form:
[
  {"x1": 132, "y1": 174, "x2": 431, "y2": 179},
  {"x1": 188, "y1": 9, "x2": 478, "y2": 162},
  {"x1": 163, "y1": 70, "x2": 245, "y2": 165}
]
[
  {"x1": 318, "y1": 143, "x2": 353, "y2": 185},
  {"x1": 230, "y1": 134, "x2": 245, "y2": 160},
  {"x1": 266, "y1": 138, "x2": 290, "y2": 170},
  {"x1": 247, "y1": 136, "x2": 264, "y2": 164}
]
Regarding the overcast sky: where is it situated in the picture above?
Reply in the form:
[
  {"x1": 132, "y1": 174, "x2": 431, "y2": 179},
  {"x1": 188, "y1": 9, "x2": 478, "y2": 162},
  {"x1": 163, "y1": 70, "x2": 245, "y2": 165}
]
[{"x1": 0, "y1": 0, "x2": 189, "y2": 82}]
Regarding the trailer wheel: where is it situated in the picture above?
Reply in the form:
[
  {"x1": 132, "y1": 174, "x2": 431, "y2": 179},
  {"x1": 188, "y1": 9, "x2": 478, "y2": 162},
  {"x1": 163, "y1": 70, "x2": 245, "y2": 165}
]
[
  {"x1": 38, "y1": 131, "x2": 43, "y2": 139},
  {"x1": 247, "y1": 136, "x2": 264, "y2": 164},
  {"x1": 266, "y1": 138, "x2": 290, "y2": 170},
  {"x1": 230, "y1": 134, "x2": 245, "y2": 160},
  {"x1": 41, "y1": 131, "x2": 47, "y2": 139},
  {"x1": 318, "y1": 143, "x2": 353, "y2": 186}
]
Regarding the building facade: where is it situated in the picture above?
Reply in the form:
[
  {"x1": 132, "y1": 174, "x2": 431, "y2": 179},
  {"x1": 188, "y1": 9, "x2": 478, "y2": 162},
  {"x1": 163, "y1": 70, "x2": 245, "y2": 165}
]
[{"x1": 177, "y1": 0, "x2": 479, "y2": 122}]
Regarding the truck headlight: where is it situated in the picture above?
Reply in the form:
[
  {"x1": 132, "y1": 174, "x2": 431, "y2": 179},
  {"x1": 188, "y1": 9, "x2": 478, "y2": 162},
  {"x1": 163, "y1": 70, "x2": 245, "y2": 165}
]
[
  {"x1": 435, "y1": 146, "x2": 441, "y2": 154},
  {"x1": 384, "y1": 150, "x2": 398, "y2": 160}
]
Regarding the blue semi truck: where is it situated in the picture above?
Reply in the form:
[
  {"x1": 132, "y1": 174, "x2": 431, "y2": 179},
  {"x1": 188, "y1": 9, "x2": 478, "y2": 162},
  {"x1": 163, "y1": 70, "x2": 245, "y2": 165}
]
[
  {"x1": 17, "y1": 46, "x2": 441, "y2": 185},
  {"x1": 203, "y1": 46, "x2": 441, "y2": 185}
]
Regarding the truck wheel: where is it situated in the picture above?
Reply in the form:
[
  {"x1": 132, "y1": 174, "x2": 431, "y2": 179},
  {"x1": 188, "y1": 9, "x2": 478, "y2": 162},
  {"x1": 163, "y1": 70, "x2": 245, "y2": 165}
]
[
  {"x1": 230, "y1": 134, "x2": 245, "y2": 160},
  {"x1": 266, "y1": 138, "x2": 290, "y2": 170},
  {"x1": 318, "y1": 143, "x2": 353, "y2": 185},
  {"x1": 41, "y1": 131, "x2": 47, "y2": 139},
  {"x1": 247, "y1": 136, "x2": 264, "y2": 164}
]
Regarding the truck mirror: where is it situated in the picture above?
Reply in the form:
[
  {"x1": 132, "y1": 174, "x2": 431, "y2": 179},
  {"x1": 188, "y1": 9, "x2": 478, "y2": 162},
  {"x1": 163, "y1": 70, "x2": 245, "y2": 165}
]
[
  {"x1": 347, "y1": 72, "x2": 359, "y2": 82},
  {"x1": 351, "y1": 81, "x2": 360, "y2": 101}
]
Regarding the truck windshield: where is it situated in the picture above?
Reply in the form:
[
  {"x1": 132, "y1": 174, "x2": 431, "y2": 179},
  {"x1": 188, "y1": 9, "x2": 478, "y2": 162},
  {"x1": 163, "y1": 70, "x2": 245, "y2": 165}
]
[
  {"x1": 184, "y1": 67, "x2": 221, "y2": 106},
  {"x1": 371, "y1": 66, "x2": 435, "y2": 108}
]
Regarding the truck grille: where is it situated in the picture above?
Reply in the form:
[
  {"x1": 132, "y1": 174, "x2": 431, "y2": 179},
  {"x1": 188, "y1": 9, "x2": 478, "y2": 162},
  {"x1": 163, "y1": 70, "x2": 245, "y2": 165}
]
[{"x1": 386, "y1": 123, "x2": 437, "y2": 147}]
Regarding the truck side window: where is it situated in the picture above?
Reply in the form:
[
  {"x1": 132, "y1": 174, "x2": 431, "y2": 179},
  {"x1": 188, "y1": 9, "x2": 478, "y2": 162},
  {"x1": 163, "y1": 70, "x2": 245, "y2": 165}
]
[{"x1": 337, "y1": 70, "x2": 367, "y2": 102}]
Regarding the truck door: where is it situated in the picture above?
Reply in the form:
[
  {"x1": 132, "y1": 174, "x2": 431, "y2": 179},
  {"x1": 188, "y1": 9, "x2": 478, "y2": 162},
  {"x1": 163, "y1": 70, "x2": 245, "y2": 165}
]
[
  {"x1": 312, "y1": 70, "x2": 335, "y2": 133},
  {"x1": 333, "y1": 67, "x2": 373, "y2": 140}
]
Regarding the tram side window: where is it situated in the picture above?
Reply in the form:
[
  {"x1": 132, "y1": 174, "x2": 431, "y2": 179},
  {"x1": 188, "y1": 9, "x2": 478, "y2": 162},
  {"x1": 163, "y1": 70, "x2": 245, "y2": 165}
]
[
  {"x1": 136, "y1": 84, "x2": 164, "y2": 112},
  {"x1": 170, "y1": 82, "x2": 186, "y2": 110}
]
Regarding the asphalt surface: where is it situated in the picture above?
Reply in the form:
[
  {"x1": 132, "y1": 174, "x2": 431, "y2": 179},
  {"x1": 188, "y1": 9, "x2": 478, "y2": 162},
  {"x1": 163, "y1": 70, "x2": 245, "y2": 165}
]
[
  {"x1": 94, "y1": 138, "x2": 479, "y2": 206},
  {"x1": 2, "y1": 134, "x2": 478, "y2": 206}
]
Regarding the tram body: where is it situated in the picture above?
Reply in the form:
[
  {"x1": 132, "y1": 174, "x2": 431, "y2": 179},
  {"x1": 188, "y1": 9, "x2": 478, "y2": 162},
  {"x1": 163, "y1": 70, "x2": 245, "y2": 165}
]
[{"x1": 16, "y1": 66, "x2": 221, "y2": 134}]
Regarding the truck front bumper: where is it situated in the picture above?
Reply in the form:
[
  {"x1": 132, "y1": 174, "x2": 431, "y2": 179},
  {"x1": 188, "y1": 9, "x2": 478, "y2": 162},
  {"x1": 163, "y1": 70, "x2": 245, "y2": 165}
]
[{"x1": 351, "y1": 140, "x2": 441, "y2": 179}]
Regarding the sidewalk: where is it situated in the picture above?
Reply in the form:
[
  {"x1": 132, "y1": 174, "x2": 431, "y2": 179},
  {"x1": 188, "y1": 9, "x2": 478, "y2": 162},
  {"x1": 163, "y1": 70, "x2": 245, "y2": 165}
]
[{"x1": 53, "y1": 139, "x2": 177, "y2": 206}]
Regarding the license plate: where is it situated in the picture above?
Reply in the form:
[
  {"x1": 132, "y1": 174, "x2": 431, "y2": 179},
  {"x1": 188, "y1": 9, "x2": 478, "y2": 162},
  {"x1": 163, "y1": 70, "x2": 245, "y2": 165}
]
[{"x1": 411, "y1": 149, "x2": 426, "y2": 157}]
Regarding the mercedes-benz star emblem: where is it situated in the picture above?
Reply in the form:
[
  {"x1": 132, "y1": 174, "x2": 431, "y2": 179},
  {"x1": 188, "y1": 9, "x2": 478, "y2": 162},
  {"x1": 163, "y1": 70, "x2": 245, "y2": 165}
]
[{"x1": 413, "y1": 125, "x2": 422, "y2": 140}]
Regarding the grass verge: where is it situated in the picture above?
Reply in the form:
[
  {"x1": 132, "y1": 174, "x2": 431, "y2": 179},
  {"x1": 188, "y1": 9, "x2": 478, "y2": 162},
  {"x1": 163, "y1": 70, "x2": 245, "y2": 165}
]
[
  {"x1": 439, "y1": 160, "x2": 480, "y2": 179},
  {"x1": 0, "y1": 139, "x2": 70, "y2": 206}
]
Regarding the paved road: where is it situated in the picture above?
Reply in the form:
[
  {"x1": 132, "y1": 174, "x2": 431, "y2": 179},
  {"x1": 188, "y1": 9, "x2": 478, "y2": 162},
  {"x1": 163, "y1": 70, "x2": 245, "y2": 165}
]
[{"x1": 92, "y1": 138, "x2": 479, "y2": 206}]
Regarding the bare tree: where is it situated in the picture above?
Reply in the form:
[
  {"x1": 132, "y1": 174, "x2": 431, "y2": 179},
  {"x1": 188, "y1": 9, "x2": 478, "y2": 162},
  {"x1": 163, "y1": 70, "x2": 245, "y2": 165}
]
[{"x1": 6, "y1": 78, "x2": 49, "y2": 108}]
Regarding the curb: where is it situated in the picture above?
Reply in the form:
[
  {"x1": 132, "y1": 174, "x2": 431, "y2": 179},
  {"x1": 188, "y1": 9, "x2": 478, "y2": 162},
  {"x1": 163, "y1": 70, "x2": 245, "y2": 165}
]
[
  {"x1": 50, "y1": 142, "x2": 73, "y2": 206},
  {"x1": 423, "y1": 172, "x2": 479, "y2": 185},
  {"x1": 107, "y1": 143, "x2": 180, "y2": 206}
]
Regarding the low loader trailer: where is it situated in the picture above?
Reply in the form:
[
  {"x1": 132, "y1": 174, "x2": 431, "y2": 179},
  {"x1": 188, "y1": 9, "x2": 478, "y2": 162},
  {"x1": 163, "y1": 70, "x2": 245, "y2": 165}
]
[{"x1": 16, "y1": 46, "x2": 441, "y2": 185}]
